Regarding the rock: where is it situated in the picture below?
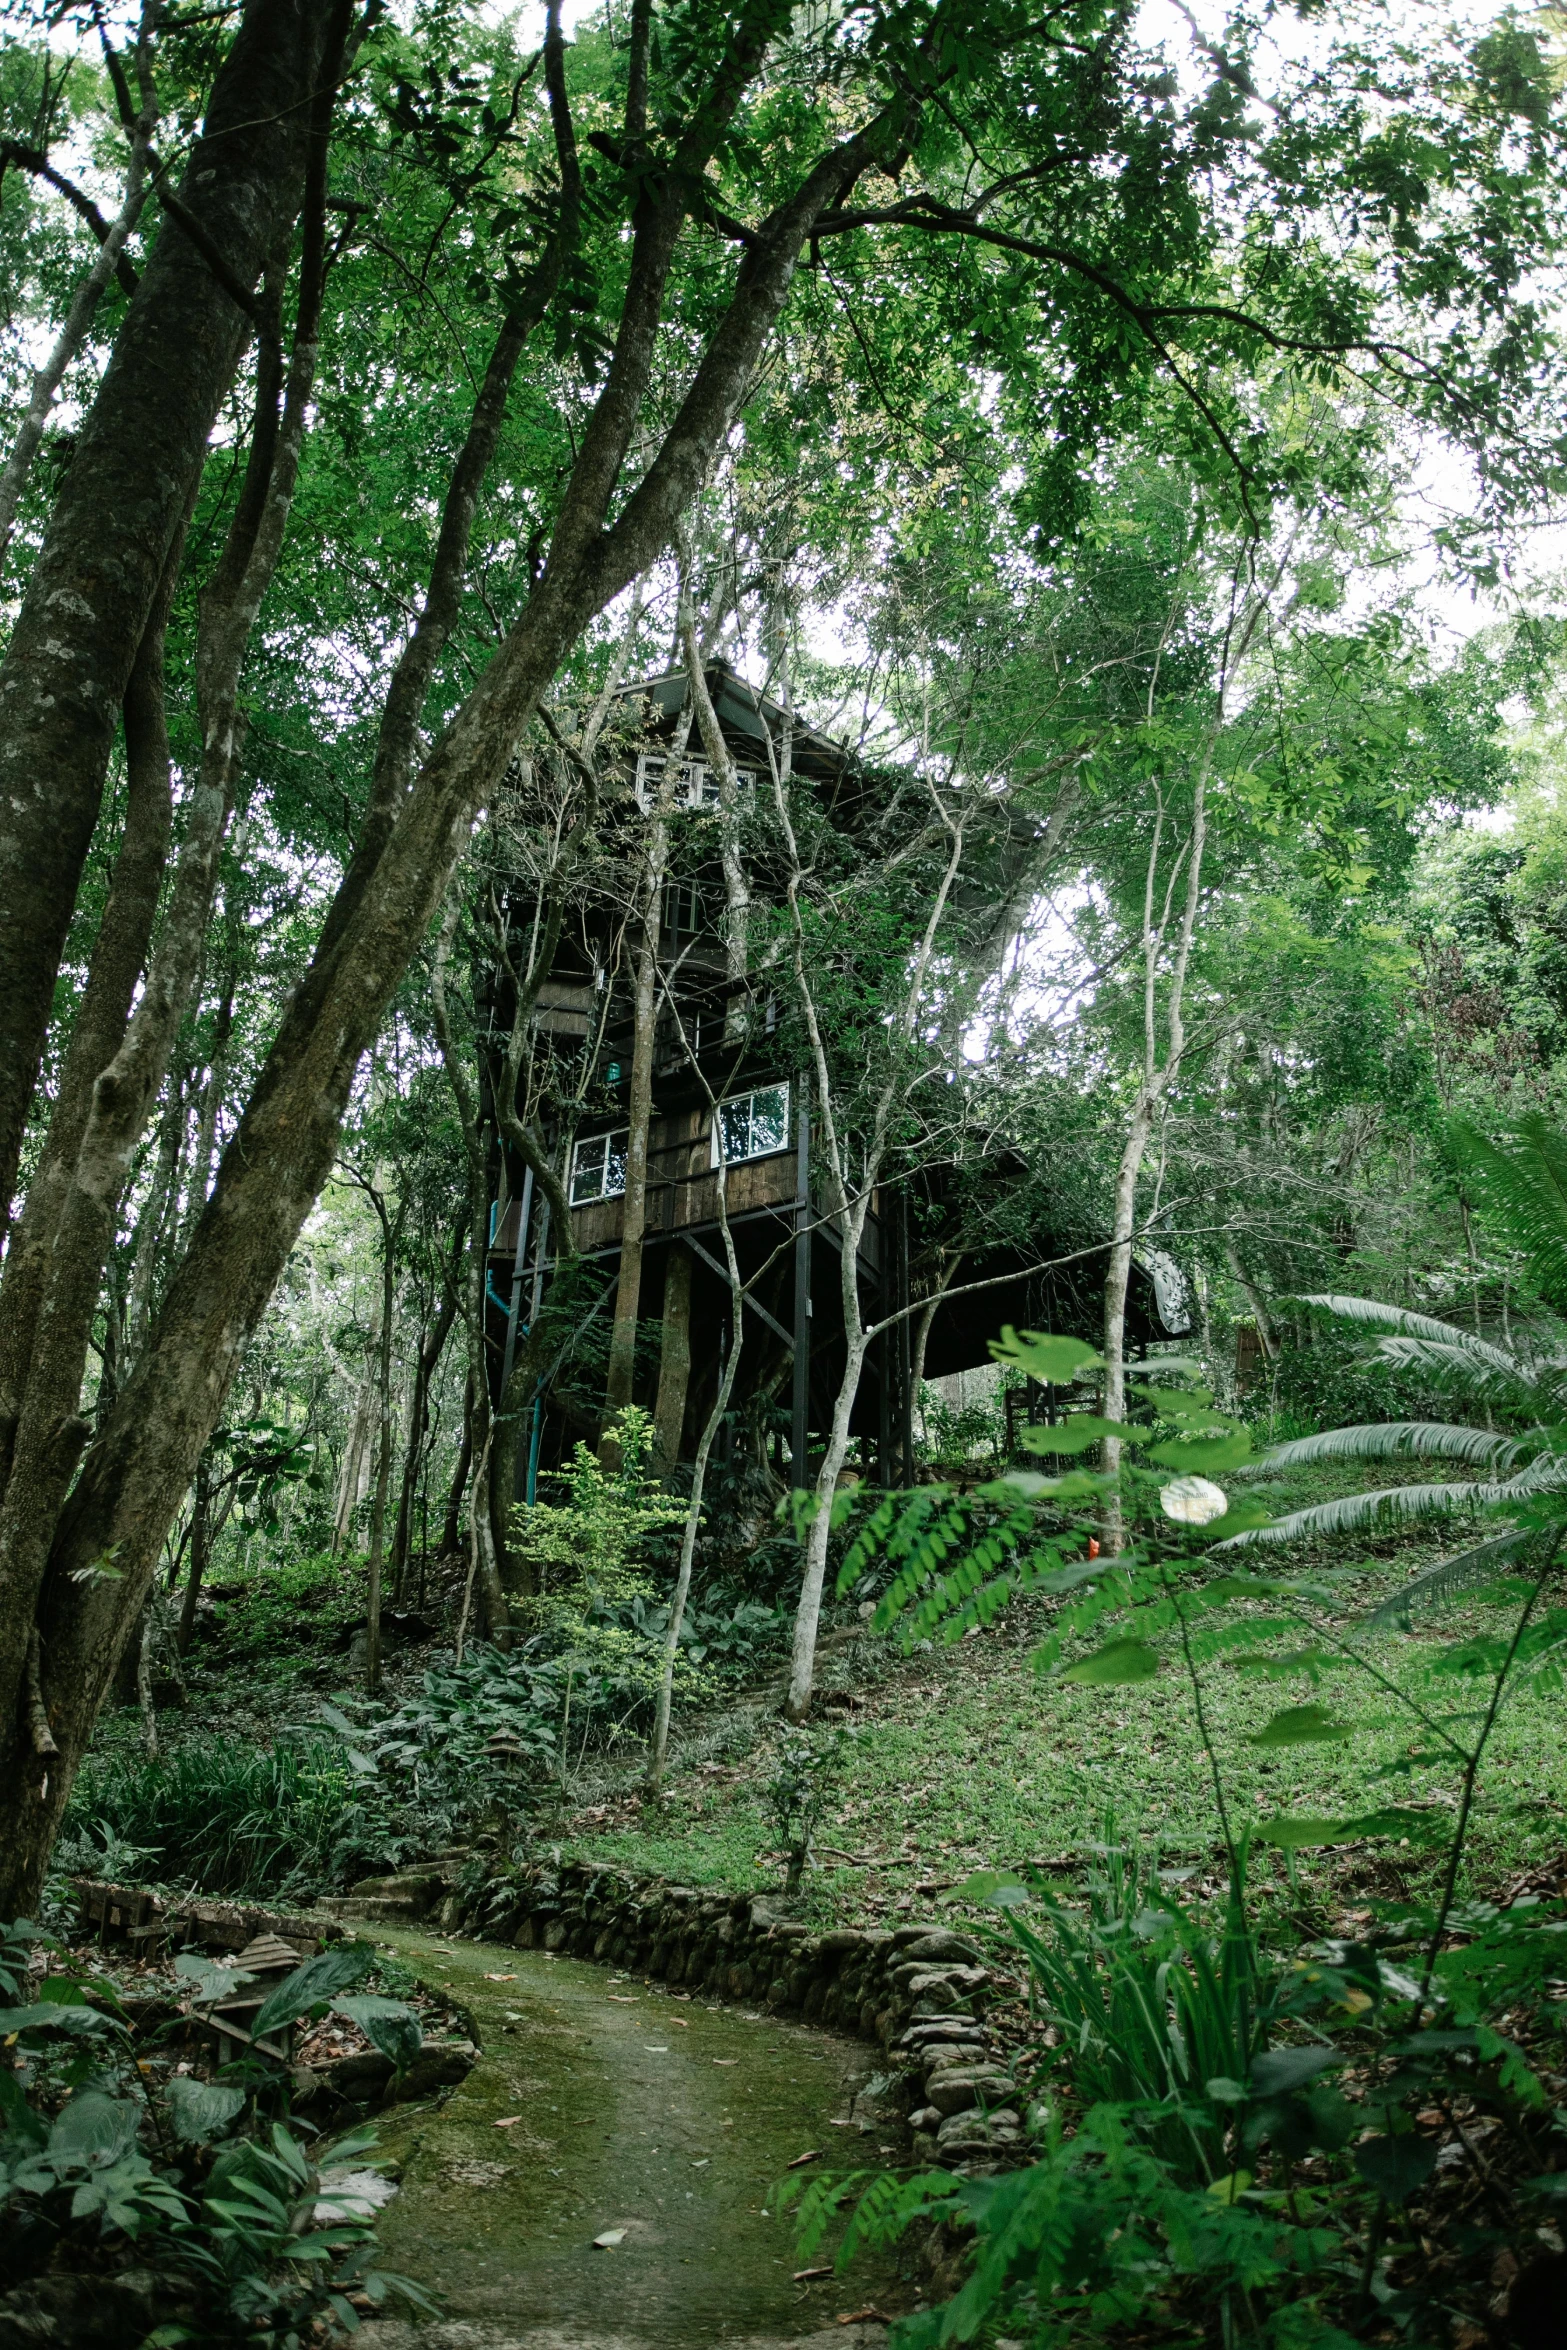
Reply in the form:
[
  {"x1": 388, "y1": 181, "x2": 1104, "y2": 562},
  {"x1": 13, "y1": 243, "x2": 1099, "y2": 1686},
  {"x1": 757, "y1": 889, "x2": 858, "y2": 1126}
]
[
  {"x1": 909, "y1": 2105, "x2": 942, "y2": 2132},
  {"x1": 926, "y1": 2067, "x2": 1016, "y2": 2117},
  {"x1": 895, "y1": 1965, "x2": 989, "y2": 1996},
  {"x1": 897, "y1": 1930, "x2": 982, "y2": 1966},
  {"x1": 936, "y1": 2107, "x2": 1022, "y2": 2153},
  {"x1": 819, "y1": 1928, "x2": 868, "y2": 1954},
  {"x1": 923, "y1": 2042, "x2": 983, "y2": 2076},
  {"x1": 898, "y1": 2018, "x2": 988, "y2": 2051}
]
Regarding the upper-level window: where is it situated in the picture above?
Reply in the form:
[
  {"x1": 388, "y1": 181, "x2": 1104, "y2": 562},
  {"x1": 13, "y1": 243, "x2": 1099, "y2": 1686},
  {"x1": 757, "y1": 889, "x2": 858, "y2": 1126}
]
[
  {"x1": 635, "y1": 751, "x2": 756, "y2": 812},
  {"x1": 712, "y1": 1083, "x2": 791, "y2": 1168},
  {"x1": 571, "y1": 1129, "x2": 627, "y2": 1205}
]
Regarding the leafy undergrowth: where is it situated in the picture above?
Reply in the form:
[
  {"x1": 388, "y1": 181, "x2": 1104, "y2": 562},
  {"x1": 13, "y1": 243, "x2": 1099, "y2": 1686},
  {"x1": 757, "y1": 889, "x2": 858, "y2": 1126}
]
[
  {"x1": 0, "y1": 1919, "x2": 436, "y2": 2343},
  {"x1": 551, "y1": 1538, "x2": 1566, "y2": 1937}
]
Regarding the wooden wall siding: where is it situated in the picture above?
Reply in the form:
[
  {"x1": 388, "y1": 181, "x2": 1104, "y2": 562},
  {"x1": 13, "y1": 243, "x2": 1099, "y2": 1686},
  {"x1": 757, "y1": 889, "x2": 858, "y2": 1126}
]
[{"x1": 570, "y1": 1143, "x2": 795, "y2": 1251}]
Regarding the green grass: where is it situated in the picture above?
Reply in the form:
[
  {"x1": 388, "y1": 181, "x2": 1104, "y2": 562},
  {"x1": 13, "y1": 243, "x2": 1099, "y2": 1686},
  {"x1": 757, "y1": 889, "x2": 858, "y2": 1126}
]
[{"x1": 560, "y1": 1457, "x2": 1567, "y2": 1924}]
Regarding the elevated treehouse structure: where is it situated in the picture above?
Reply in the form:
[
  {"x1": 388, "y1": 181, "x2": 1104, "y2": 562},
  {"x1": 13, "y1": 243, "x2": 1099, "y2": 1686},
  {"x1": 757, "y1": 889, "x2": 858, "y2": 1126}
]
[{"x1": 477, "y1": 663, "x2": 1184, "y2": 1498}]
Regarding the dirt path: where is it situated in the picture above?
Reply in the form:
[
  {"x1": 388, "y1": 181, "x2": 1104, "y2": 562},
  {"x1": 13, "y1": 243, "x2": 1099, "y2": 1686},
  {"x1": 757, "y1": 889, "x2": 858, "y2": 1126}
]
[{"x1": 356, "y1": 1925, "x2": 914, "y2": 2350}]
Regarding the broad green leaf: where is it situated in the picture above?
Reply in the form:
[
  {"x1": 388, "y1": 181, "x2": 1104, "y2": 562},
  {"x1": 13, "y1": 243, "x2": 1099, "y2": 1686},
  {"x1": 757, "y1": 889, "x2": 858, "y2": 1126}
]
[
  {"x1": 250, "y1": 1945, "x2": 371, "y2": 2040},
  {"x1": 1250, "y1": 2045, "x2": 1340, "y2": 2096},
  {"x1": 164, "y1": 2076, "x2": 247, "y2": 2144},
  {"x1": 947, "y1": 1870, "x2": 1032, "y2": 1909},
  {"x1": 47, "y1": 2091, "x2": 139, "y2": 2167},
  {"x1": 1207, "y1": 2169, "x2": 1252, "y2": 2202},
  {"x1": 333, "y1": 1994, "x2": 423, "y2": 2072},
  {"x1": 1062, "y1": 1638, "x2": 1159, "y2": 1685},
  {"x1": 175, "y1": 1954, "x2": 254, "y2": 2005},
  {"x1": 989, "y1": 1327, "x2": 1103, "y2": 1385},
  {"x1": 1019, "y1": 1415, "x2": 1132, "y2": 1455},
  {"x1": 1353, "y1": 2132, "x2": 1438, "y2": 2203},
  {"x1": 1250, "y1": 1705, "x2": 1352, "y2": 1748}
]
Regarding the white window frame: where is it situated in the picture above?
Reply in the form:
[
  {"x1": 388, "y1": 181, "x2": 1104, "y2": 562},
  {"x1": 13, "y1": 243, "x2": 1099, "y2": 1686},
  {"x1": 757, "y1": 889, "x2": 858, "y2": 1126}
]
[
  {"x1": 635, "y1": 751, "x2": 757, "y2": 812},
  {"x1": 710, "y1": 1082, "x2": 792, "y2": 1169},
  {"x1": 570, "y1": 1129, "x2": 628, "y2": 1205}
]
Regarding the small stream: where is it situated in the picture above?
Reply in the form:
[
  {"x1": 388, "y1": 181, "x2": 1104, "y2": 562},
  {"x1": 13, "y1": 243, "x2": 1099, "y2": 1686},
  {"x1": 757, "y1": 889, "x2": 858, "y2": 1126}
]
[{"x1": 357, "y1": 1925, "x2": 913, "y2": 2350}]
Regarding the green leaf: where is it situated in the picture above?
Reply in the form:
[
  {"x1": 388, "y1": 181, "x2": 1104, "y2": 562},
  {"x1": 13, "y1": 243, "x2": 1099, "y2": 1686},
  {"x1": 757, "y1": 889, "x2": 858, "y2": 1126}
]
[
  {"x1": 946, "y1": 1869, "x2": 1031, "y2": 1909},
  {"x1": 1062, "y1": 1638, "x2": 1159, "y2": 1685},
  {"x1": 1250, "y1": 1705, "x2": 1352, "y2": 1748},
  {"x1": 1019, "y1": 1415, "x2": 1132, "y2": 1455},
  {"x1": 46, "y1": 2092, "x2": 139, "y2": 2167},
  {"x1": 1148, "y1": 1430, "x2": 1253, "y2": 1472},
  {"x1": 333, "y1": 1994, "x2": 423, "y2": 2073},
  {"x1": 1250, "y1": 2045, "x2": 1340, "y2": 2096},
  {"x1": 989, "y1": 1327, "x2": 1103, "y2": 1385},
  {"x1": 164, "y1": 2077, "x2": 247, "y2": 2145},
  {"x1": 250, "y1": 1945, "x2": 371, "y2": 2040},
  {"x1": 175, "y1": 1954, "x2": 254, "y2": 2005},
  {"x1": 1354, "y1": 2131, "x2": 1438, "y2": 2203}
]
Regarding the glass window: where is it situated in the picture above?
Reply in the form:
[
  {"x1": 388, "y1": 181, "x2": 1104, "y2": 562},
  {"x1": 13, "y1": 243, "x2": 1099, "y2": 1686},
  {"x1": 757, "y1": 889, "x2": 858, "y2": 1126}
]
[
  {"x1": 712, "y1": 1083, "x2": 791, "y2": 1167},
  {"x1": 635, "y1": 751, "x2": 757, "y2": 811},
  {"x1": 570, "y1": 1130, "x2": 628, "y2": 1205}
]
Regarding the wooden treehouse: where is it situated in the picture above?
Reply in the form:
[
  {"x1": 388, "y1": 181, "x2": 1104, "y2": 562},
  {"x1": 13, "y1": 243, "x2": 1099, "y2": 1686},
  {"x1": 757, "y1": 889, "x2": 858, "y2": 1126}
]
[{"x1": 479, "y1": 662, "x2": 1187, "y2": 1495}]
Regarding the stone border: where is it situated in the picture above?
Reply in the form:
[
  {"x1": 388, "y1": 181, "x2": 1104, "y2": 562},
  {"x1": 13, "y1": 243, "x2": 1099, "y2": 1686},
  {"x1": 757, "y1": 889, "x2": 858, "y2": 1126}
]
[{"x1": 355, "y1": 1859, "x2": 1028, "y2": 2165}]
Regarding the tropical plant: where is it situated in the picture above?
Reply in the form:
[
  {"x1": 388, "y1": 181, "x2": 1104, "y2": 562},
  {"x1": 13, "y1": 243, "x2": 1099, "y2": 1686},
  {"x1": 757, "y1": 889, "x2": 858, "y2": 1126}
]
[
  {"x1": 764, "y1": 1726, "x2": 852, "y2": 1894},
  {"x1": 0, "y1": 1923, "x2": 430, "y2": 2339},
  {"x1": 811, "y1": 1279, "x2": 1567, "y2": 2342}
]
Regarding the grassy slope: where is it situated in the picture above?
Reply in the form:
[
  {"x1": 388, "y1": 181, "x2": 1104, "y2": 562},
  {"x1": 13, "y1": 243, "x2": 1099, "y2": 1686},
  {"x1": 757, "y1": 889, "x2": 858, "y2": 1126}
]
[{"x1": 557, "y1": 1459, "x2": 1567, "y2": 1925}]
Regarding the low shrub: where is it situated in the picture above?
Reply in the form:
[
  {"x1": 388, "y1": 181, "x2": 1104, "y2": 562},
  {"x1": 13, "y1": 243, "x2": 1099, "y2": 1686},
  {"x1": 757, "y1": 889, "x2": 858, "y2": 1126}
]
[
  {"x1": 59, "y1": 1739, "x2": 357, "y2": 1899},
  {"x1": 0, "y1": 1919, "x2": 430, "y2": 2344}
]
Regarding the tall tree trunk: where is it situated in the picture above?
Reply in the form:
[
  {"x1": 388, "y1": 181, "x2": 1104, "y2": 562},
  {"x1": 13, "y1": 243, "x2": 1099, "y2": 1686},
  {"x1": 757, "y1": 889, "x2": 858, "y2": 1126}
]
[
  {"x1": 0, "y1": 70, "x2": 886, "y2": 1916},
  {"x1": 364, "y1": 1195, "x2": 403, "y2": 1694},
  {"x1": 652, "y1": 1248, "x2": 693, "y2": 1474},
  {"x1": 391, "y1": 1272, "x2": 459, "y2": 1603},
  {"x1": 601, "y1": 787, "x2": 673, "y2": 1461},
  {"x1": 442, "y1": 1372, "x2": 476, "y2": 1559},
  {"x1": 0, "y1": 522, "x2": 183, "y2": 1489},
  {"x1": 431, "y1": 900, "x2": 513, "y2": 1650},
  {"x1": 175, "y1": 1455, "x2": 211, "y2": 1655},
  {"x1": 0, "y1": 0, "x2": 334, "y2": 1234}
]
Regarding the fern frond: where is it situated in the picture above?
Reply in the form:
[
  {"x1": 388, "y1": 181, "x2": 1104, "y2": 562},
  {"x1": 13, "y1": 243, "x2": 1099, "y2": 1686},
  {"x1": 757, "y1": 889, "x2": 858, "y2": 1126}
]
[
  {"x1": 1364, "y1": 1530, "x2": 1535, "y2": 1629},
  {"x1": 1261, "y1": 1422, "x2": 1524, "y2": 1471},
  {"x1": 1371, "y1": 1337, "x2": 1538, "y2": 1397},
  {"x1": 1297, "y1": 1294, "x2": 1523, "y2": 1380},
  {"x1": 1216, "y1": 1479, "x2": 1524, "y2": 1549},
  {"x1": 1451, "y1": 1117, "x2": 1567, "y2": 1314}
]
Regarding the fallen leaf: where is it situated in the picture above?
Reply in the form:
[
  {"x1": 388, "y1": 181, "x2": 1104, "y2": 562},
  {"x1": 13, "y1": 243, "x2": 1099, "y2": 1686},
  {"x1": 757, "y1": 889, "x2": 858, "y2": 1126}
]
[
  {"x1": 669, "y1": 2017, "x2": 691, "y2": 2029},
  {"x1": 795, "y1": 2265, "x2": 834, "y2": 2282},
  {"x1": 493, "y1": 2116, "x2": 524, "y2": 2129},
  {"x1": 592, "y1": 2228, "x2": 627, "y2": 2249},
  {"x1": 787, "y1": 2149, "x2": 823, "y2": 2169},
  {"x1": 483, "y1": 1973, "x2": 517, "y2": 1982},
  {"x1": 643, "y1": 2045, "x2": 669, "y2": 2053},
  {"x1": 836, "y1": 2311, "x2": 889, "y2": 2327},
  {"x1": 712, "y1": 2058, "x2": 738, "y2": 2066},
  {"x1": 607, "y1": 1995, "x2": 638, "y2": 2004}
]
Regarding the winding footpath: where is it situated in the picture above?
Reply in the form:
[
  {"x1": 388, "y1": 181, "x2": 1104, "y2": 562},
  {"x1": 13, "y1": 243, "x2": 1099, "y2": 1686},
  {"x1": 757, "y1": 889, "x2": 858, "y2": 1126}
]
[{"x1": 358, "y1": 1925, "x2": 912, "y2": 2350}]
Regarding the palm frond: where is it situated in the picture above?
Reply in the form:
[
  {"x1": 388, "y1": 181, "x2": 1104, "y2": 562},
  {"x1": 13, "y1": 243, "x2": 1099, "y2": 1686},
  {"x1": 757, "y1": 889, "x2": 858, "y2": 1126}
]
[
  {"x1": 1452, "y1": 1118, "x2": 1567, "y2": 1315},
  {"x1": 1372, "y1": 1337, "x2": 1538, "y2": 1398},
  {"x1": 1261, "y1": 1422, "x2": 1524, "y2": 1472},
  {"x1": 1217, "y1": 1479, "x2": 1529, "y2": 1550},
  {"x1": 1296, "y1": 1294, "x2": 1522, "y2": 1382},
  {"x1": 1364, "y1": 1531, "x2": 1534, "y2": 1630}
]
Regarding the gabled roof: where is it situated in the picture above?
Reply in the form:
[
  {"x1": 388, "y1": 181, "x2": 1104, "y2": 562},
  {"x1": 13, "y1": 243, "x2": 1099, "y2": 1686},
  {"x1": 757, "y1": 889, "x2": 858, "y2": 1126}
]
[{"x1": 618, "y1": 658, "x2": 848, "y2": 781}]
